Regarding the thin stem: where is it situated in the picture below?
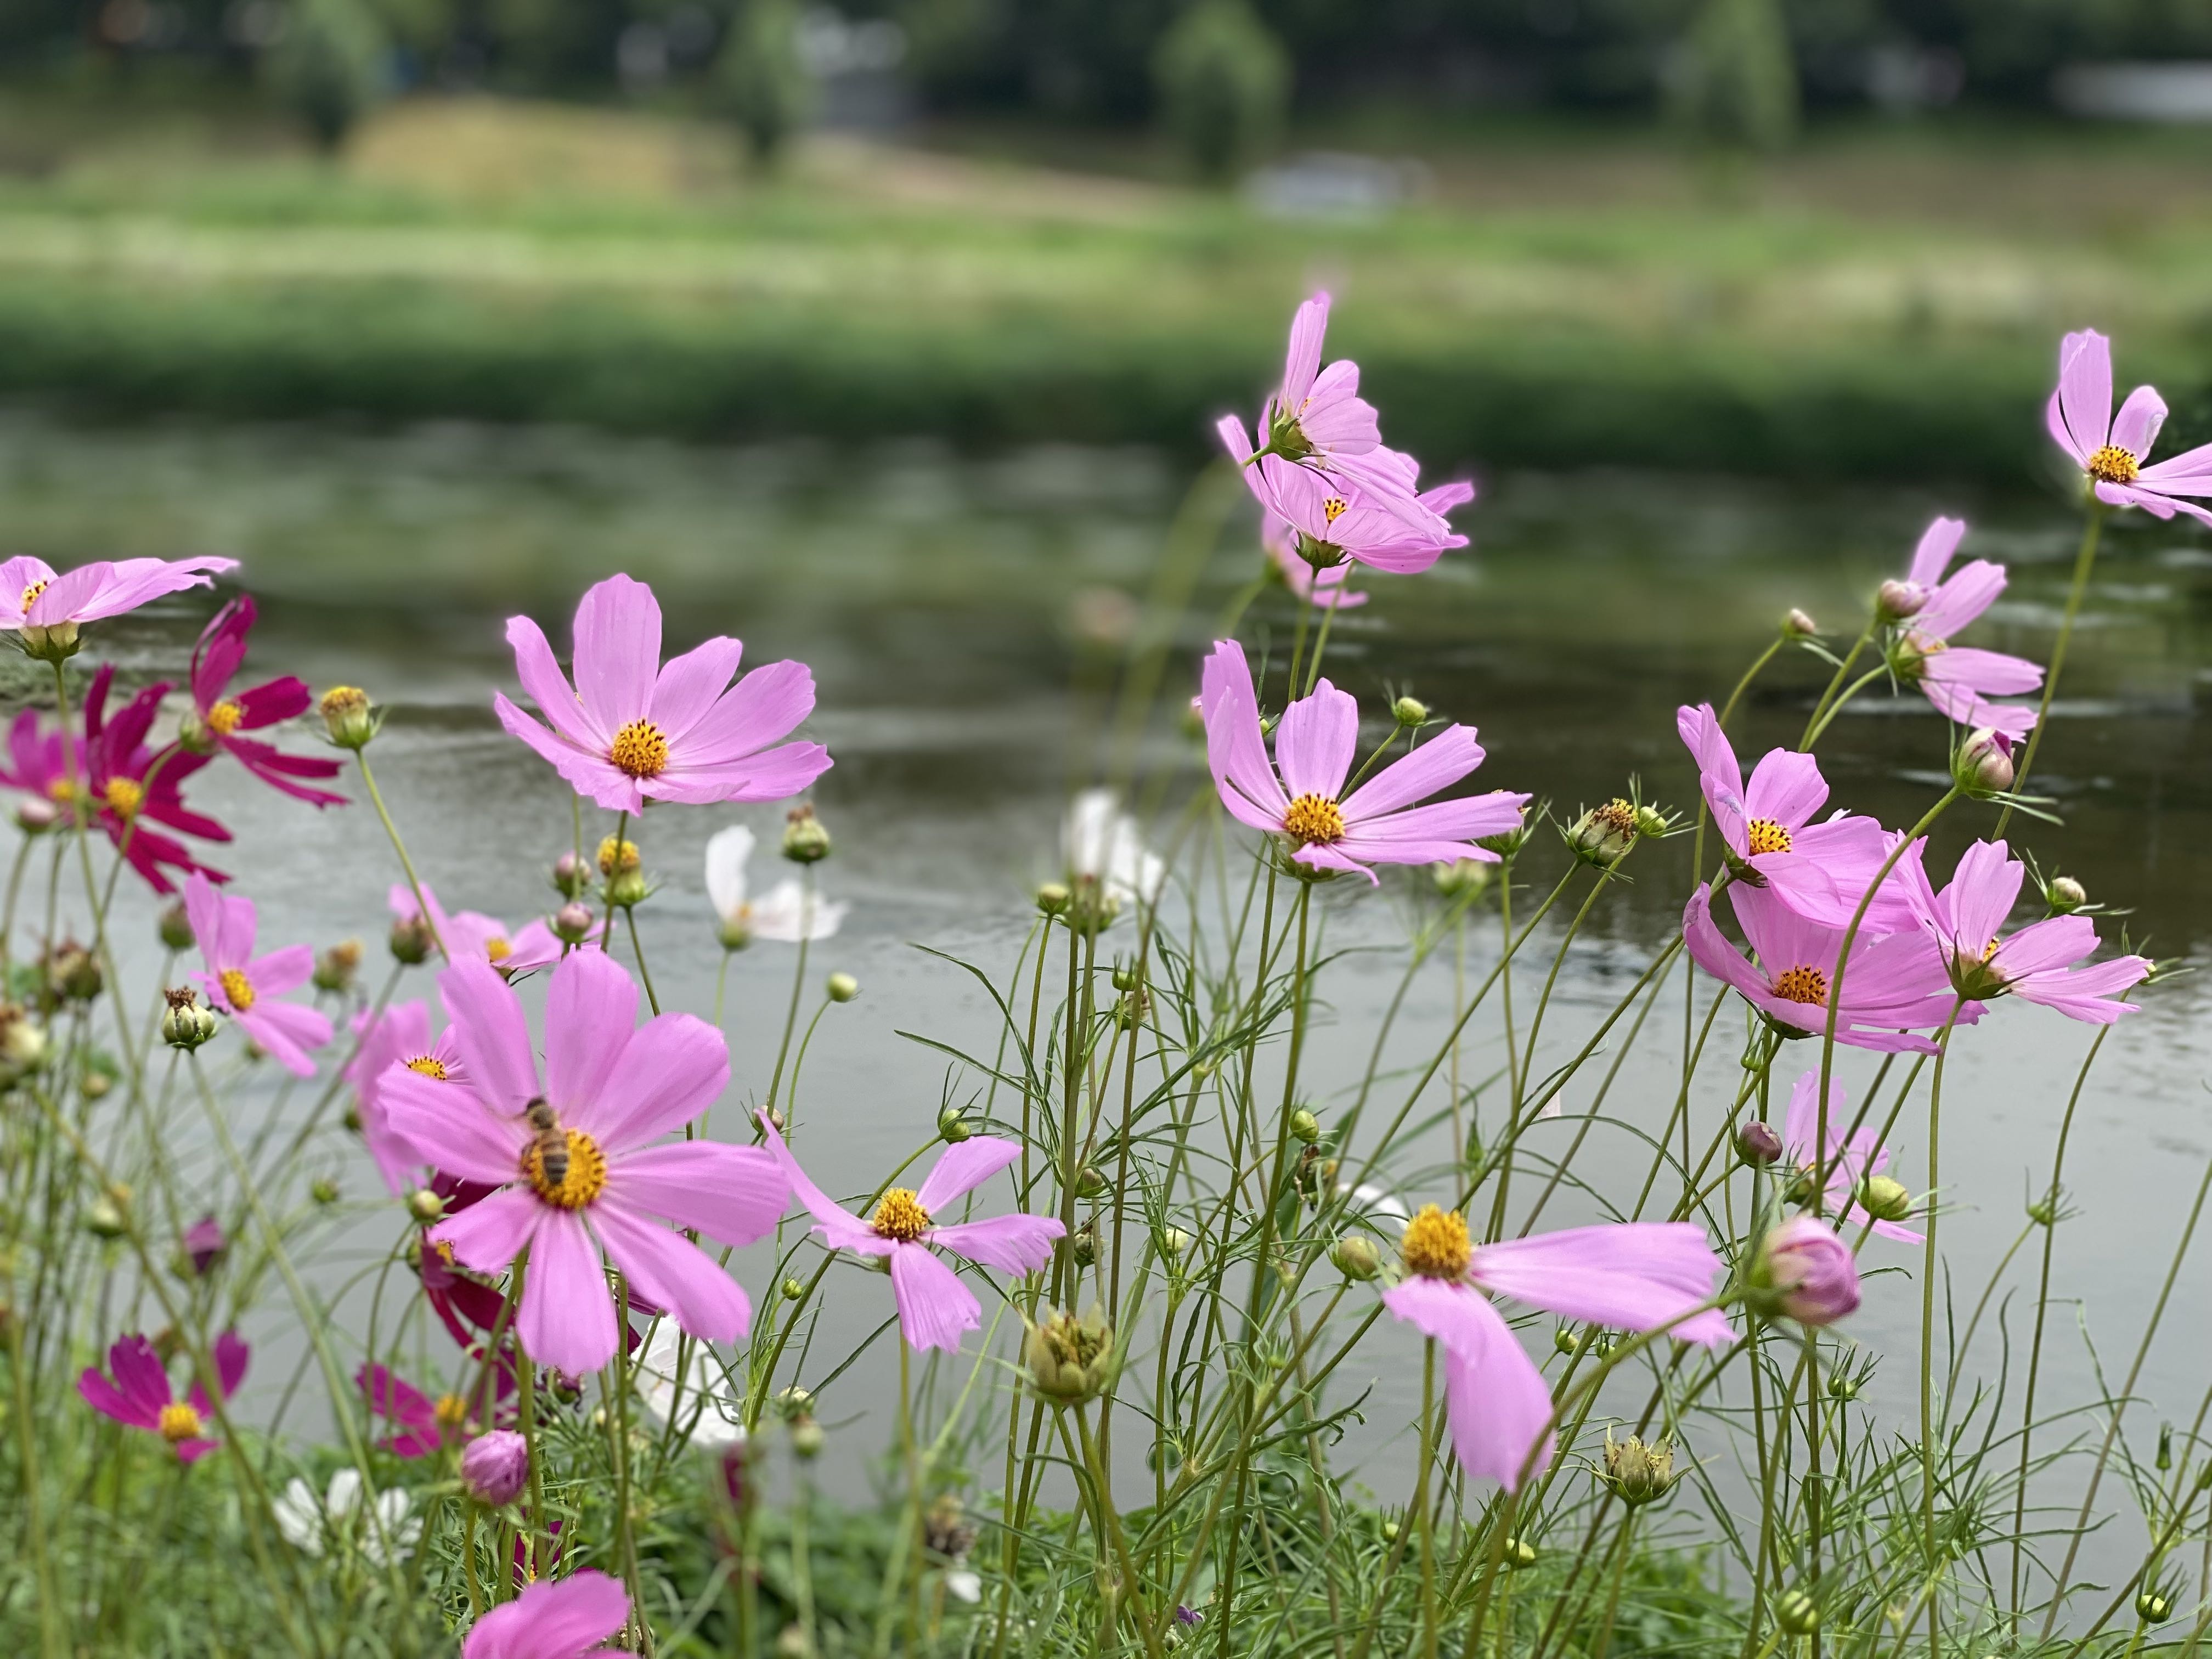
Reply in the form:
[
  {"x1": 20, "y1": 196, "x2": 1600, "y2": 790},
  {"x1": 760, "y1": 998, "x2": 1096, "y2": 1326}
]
[{"x1": 1997, "y1": 502, "x2": 2105, "y2": 837}]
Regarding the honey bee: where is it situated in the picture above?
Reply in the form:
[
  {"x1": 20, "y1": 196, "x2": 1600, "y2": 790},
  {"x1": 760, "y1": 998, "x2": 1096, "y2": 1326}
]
[{"x1": 523, "y1": 1096, "x2": 567, "y2": 1190}]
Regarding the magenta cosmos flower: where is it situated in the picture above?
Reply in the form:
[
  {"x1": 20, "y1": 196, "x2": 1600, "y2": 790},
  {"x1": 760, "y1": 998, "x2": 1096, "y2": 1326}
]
[
  {"x1": 763, "y1": 1120, "x2": 1064, "y2": 1353},
  {"x1": 187, "y1": 597, "x2": 347, "y2": 806},
  {"x1": 390, "y1": 882, "x2": 571, "y2": 975},
  {"x1": 1245, "y1": 291, "x2": 1434, "y2": 527},
  {"x1": 1677, "y1": 702, "x2": 1912, "y2": 929},
  {"x1": 1780, "y1": 1070, "x2": 1921, "y2": 1244},
  {"x1": 185, "y1": 873, "x2": 333, "y2": 1077},
  {"x1": 1903, "y1": 838, "x2": 2151, "y2": 1024},
  {"x1": 357, "y1": 1360, "x2": 512, "y2": 1457},
  {"x1": 1200, "y1": 639, "x2": 1527, "y2": 884},
  {"x1": 1381, "y1": 1207, "x2": 1733, "y2": 1489},
  {"x1": 1684, "y1": 881, "x2": 1973, "y2": 1054},
  {"x1": 1882, "y1": 518, "x2": 2043, "y2": 739},
  {"x1": 183, "y1": 1215, "x2": 229, "y2": 1275},
  {"x1": 382, "y1": 951, "x2": 788, "y2": 1376},
  {"x1": 495, "y1": 573, "x2": 832, "y2": 815},
  {"x1": 0, "y1": 553, "x2": 238, "y2": 652},
  {"x1": 78, "y1": 1331, "x2": 249, "y2": 1463},
  {"x1": 348, "y1": 999, "x2": 467, "y2": 1194},
  {"x1": 461, "y1": 1569, "x2": 630, "y2": 1659},
  {"x1": 2046, "y1": 329, "x2": 2212, "y2": 527}
]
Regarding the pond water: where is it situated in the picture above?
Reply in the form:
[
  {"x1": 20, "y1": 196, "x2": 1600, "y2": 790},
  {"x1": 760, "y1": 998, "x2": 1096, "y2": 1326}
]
[{"x1": 5, "y1": 410, "x2": 2209, "y2": 1549}]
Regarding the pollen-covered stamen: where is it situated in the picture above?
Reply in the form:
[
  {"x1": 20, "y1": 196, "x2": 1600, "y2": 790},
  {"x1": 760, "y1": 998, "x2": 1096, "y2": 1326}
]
[
  {"x1": 2086, "y1": 444, "x2": 2141, "y2": 485},
  {"x1": 20, "y1": 579, "x2": 48, "y2": 615},
  {"x1": 405, "y1": 1056, "x2": 448, "y2": 1080},
  {"x1": 157, "y1": 1402, "x2": 204, "y2": 1443},
  {"x1": 1400, "y1": 1204, "x2": 1472, "y2": 1280},
  {"x1": 1322, "y1": 496, "x2": 1348, "y2": 523},
  {"x1": 1772, "y1": 965, "x2": 1829, "y2": 1007},
  {"x1": 524, "y1": 1127, "x2": 607, "y2": 1209},
  {"x1": 608, "y1": 719, "x2": 669, "y2": 780},
  {"x1": 206, "y1": 699, "x2": 245, "y2": 736},
  {"x1": 1745, "y1": 819, "x2": 1792, "y2": 856},
  {"x1": 45, "y1": 778, "x2": 75, "y2": 804},
  {"x1": 103, "y1": 777, "x2": 144, "y2": 819},
  {"x1": 433, "y1": 1393, "x2": 469, "y2": 1432},
  {"x1": 484, "y1": 937, "x2": 513, "y2": 964},
  {"x1": 1283, "y1": 793, "x2": 1346, "y2": 845},
  {"x1": 219, "y1": 968, "x2": 256, "y2": 1012},
  {"x1": 871, "y1": 1188, "x2": 932, "y2": 1242}
]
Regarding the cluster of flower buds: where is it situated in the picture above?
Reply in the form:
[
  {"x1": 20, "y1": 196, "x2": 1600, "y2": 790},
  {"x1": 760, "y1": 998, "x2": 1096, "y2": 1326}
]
[
  {"x1": 1750, "y1": 1216, "x2": 1861, "y2": 1327},
  {"x1": 1599, "y1": 1432, "x2": 1680, "y2": 1508},
  {"x1": 161, "y1": 988, "x2": 218, "y2": 1052},
  {"x1": 1024, "y1": 1306, "x2": 1115, "y2": 1406}
]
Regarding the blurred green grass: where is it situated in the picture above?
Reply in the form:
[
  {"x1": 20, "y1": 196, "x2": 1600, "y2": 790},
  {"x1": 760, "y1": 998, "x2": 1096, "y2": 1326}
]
[{"x1": 4, "y1": 92, "x2": 2212, "y2": 482}]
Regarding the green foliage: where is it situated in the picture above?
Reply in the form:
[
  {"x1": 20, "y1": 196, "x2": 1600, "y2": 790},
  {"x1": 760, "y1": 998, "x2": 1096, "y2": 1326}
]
[
  {"x1": 1669, "y1": 0, "x2": 1799, "y2": 153},
  {"x1": 262, "y1": 0, "x2": 389, "y2": 152},
  {"x1": 1150, "y1": 0, "x2": 1291, "y2": 181},
  {"x1": 713, "y1": 0, "x2": 815, "y2": 168}
]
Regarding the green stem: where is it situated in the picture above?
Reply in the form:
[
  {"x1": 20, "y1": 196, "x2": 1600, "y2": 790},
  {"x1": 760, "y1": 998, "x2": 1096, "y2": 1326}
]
[{"x1": 1997, "y1": 502, "x2": 2105, "y2": 837}]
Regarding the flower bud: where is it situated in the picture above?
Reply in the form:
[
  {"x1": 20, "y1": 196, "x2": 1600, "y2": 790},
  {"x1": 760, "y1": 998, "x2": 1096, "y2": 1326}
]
[
  {"x1": 1752, "y1": 1217, "x2": 1860, "y2": 1327},
  {"x1": 1070, "y1": 1222, "x2": 1098, "y2": 1267},
  {"x1": 161, "y1": 989, "x2": 217, "y2": 1051},
  {"x1": 1330, "y1": 1235, "x2": 1380, "y2": 1282},
  {"x1": 551, "y1": 851, "x2": 590, "y2": 899},
  {"x1": 2027, "y1": 1195, "x2": 2058, "y2": 1227},
  {"x1": 826, "y1": 972, "x2": 859, "y2": 1003},
  {"x1": 552, "y1": 902, "x2": 596, "y2": 945},
  {"x1": 1855, "y1": 1175, "x2": 1912, "y2": 1223},
  {"x1": 2156, "y1": 1423, "x2": 2173, "y2": 1471},
  {"x1": 51, "y1": 943, "x2": 103, "y2": 1003},
  {"x1": 1553, "y1": 1325, "x2": 1582, "y2": 1355},
  {"x1": 406, "y1": 1189, "x2": 445, "y2": 1224},
  {"x1": 1782, "y1": 607, "x2": 1819, "y2": 639},
  {"x1": 1113, "y1": 988, "x2": 1148, "y2": 1031},
  {"x1": 388, "y1": 914, "x2": 435, "y2": 966},
  {"x1": 0, "y1": 1009, "x2": 48, "y2": 1073},
  {"x1": 15, "y1": 796, "x2": 61, "y2": 835},
  {"x1": 1431, "y1": 858, "x2": 1491, "y2": 900},
  {"x1": 1288, "y1": 1108, "x2": 1321, "y2": 1144},
  {"x1": 1599, "y1": 1433, "x2": 1679, "y2": 1508},
  {"x1": 1954, "y1": 727, "x2": 2015, "y2": 798},
  {"x1": 937, "y1": 1105, "x2": 972, "y2": 1144},
  {"x1": 311, "y1": 1178, "x2": 340, "y2": 1206},
  {"x1": 549, "y1": 1372, "x2": 585, "y2": 1406},
  {"x1": 595, "y1": 834, "x2": 641, "y2": 877},
  {"x1": 2136, "y1": 1588, "x2": 2175, "y2": 1624},
  {"x1": 2046, "y1": 874, "x2": 2087, "y2": 915},
  {"x1": 789, "y1": 1417, "x2": 825, "y2": 1458},
  {"x1": 781, "y1": 1277, "x2": 805, "y2": 1301},
  {"x1": 312, "y1": 939, "x2": 362, "y2": 994},
  {"x1": 182, "y1": 1215, "x2": 228, "y2": 1276},
  {"x1": 461, "y1": 1429, "x2": 530, "y2": 1505},
  {"x1": 1875, "y1": 579, "x2": 1926, "y2": 622},
  {"x1": 606, "y1": 868, "x2": 648, "y2": 910},
  {"x1": 1159, "y1": 1227, "x2": 1190, "y2": 1259},
  {"x1": 1476, "y1": 826, "x2": 1530, "y2": 860},
  {"x1": 84, "y1": 1194, "x2": 129, "y2": 1239},
  {"x1": 774, "y1": 1385, "x2": 815, "y2": 1419},
  {"x1": 1391, "y1": 695, "x2": 1429, "y2": 727},
  {"x1": 1074, "y1": 1165, "x2": 1107, "y2": 1198},
  {"x1": 318, "y1": 686, "x2": 376, "y2": 749},
  {"x1": 1774, "y1": 1589, "x2": 1820, "y2": 1636},
  {"x1": 157, "y1": 901, "x2": 195, "y2": 952},
  {"x1": 1501, "y1": 1536, "x2": 1537, "y2": 1571},
  {"x1": 1036, "y1": 882, "x2": 1071, "y2": 917},
  {"x1": 781, "y1": 804, "x2": 831, "y2": 865},
  {"x1": 1827, "y1": 1371, "x2": 1860, "y2": 1401},
  {"x1": 1735, "y1": 1121, "x2": 1783, "y2": 1167},
  {"x1": 1566, "y1": 800, "x2": 1640, "y2": 866},
  {"x1": 1024, "y1": 1306, "x2": 1115, "y2": 1406}
]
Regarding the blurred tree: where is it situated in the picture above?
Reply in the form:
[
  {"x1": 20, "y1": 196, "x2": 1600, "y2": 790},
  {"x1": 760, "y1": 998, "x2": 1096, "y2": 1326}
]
[
  {"x1": 264, "y1": 0, "x2": 389, "y2": 149},
  {"x1": 1670, "y1": 0, "x2": 1798, "y2": 149},
  {"x1": 713, "y1": 0, "x2": 816, "y2": 166},
  {"x1": 1152, "y1": 0, "x2": 1290, "y2": 179}
]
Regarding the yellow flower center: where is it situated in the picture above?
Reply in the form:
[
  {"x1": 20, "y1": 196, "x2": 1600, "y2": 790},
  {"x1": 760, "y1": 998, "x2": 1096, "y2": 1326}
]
[
  {"x1": 433, "y1": 1393, "x2": 469, "y2": 1432},
  {"x1": 405, "y1": 1056, "x2": 448, "y2": 1080},
  {"x1": 1400, "y1": 1204, "x2": 1472, "y2": 1280},
  {"x1": 1283, "y1": 793, "x2": 1346, "y2": 845},
  {"x1": 2086, "y1": 444, "x2": 2140, "y2": 485},
  {"x1": 608, "y1": 720, "x2": 669, "y2": 780},
  {"x1": 45, "y1": 778, "x2": 75, "y2": 804},
  {"x1": 524, "y1": 1127, "x2": 607, "y2": 1209},
  {"x1": 21, "y1": 579, "x2": 48, "y2": 614},
  {"x1": 219, "y1": 968, "x2": 256, "y2": 1011},
  {"x1": 157, "y1": 1402, "x2": 204, "y2": 1443},
  {"x1": 596, "y1": 834, "x2": 641, "y2": 876},
  {"x1": 483, "y1": 936, "x2": 512, "y2": 963},
  {"x1": 1772, "y1": 965, "x2": 1829, "y2": 1007},
  {"x1": 871, "y1": 1188, "x2": 933, "y2": 1242},
  {"x1": 1322, "y1": 496, "x2": 1348, "y2": 522},
  {"x1": 206, "y1": 700, "x2": 245, "y2": 736},
  {"x1": 103, "y1": 777, "x2": 144, "y2": 820},
  {"x1": 1745, "y1": 819, "x2": 1791, "y2": 856}
]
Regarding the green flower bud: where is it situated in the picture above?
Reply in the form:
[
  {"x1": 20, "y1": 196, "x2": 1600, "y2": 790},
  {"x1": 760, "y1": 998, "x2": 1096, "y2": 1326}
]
[
  {"x1": 781, "y1": 805, "x2": 831, "y2": 865},
  {"x1": 1391, "y1": 695, "x2": 1429, "y2": 727},
  {"x1": 2046, "y1": 874, "x2": 2087, "y2": 915},
  {"x1": 2135, "y1": 1589, "x2": 2174, "y2": 1624},
  {"x1": 1599, "y1": 1433, "x2": 1679, "y2": 1508},
  {"x1": 1566, "y1": 800, "x2": 1640, "y2": 866},
  {"x1": 826, "y1": 972, "x2": 860, "y2": 1003},
  {"x1": 407, "y1": 1189, "x2": 446, "y2": 1224},
  {"x1": 160, "y1": 990, "x2": 217, "y2": 1052},
  {"x1": 937, "y1": 1105, "x2": 972, "y2": 1143},
  {"x1": 1501, "y1": 1536, "x2": 1537, "y2": 1571},
  {"x1": 1330, "y1": 1235, "x2": 1380, "y2": 1282},
  {"x1": 781, "y1": 1277, "x2": 805, "y2": 1301},
  {"x1": 1855, "y1": 1175, "x2": 1912, "y2": 1223},
  {"x1": 1036, "y1": 882, "x2": 1071, "y2": 917},
  {"x1": 1074, "y1": 1165, "x2": 1107, "y2": 1199},
  {"x1": 606, "y1": 868, "x2": 650, "y2": 910},
  {"x1": 1774, "y1": 1590, "x2": 1820, "y2": 1636},
  {"x1": 157, "y1": 902, "x2": 195, "y2": 953},
  {"x1": 311, "y1": 1178, "x2": 341, "y2": 1206},
  {"x1": 1024, "y1": 1306, "x2": 1115, "y2": 1406},
  {"x1": 1288, "y1": 1108, "x2": 1321, "y2": 1144},
  {"x1": 388, "y1": 914, "x2": 435, "y2": 966},
  {"x1": 317, "y1": 686, "x2": 377, "y2": 750},
  {"x1": 789, "y1": 1418, "x2": 825, "y2": 1458}
]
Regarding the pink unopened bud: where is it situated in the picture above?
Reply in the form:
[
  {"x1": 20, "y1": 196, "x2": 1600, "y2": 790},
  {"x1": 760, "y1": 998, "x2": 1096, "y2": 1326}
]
[
  {"x1": 1735, "y1": 1121, "x2": 1784, "y2": 1167},
  {"x1": 461, "y1": 1429, "x2": 530, "y2": 1505},
  {"x1": 1782, "y1": 608, "x2": 1819, "y2": 639},
  {"x1": 552, "y1": 902, "x2": 595, "y2": 945},
  {"x1": 1755, "y1": 1216, "x2": 1860, "y2": 1327},
  {"x1": 1955, "y1": 727, "x2": 2015, "y2": 797},
  {"x1": 1875, "y1": 579, "x2": 1926, "y2": 622},
  {"x1": 182, "y1": 1214, "x2": 227, "y2": 1276}
]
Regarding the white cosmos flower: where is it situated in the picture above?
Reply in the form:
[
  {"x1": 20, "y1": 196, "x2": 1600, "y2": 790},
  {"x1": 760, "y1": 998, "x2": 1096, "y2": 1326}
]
[
  {"x1": 273, "y1": 1469, "x2": 420, "y2": 1565},
  {"x1": 1064, "y1": 789, "x2": 1166, "y2": 907},
  {"x1": 633, "y1": 1321, "x2": 747, "y2": 1451},
  {"x1": 705, "y1": 826, "x2": 848, "y2": 946}
]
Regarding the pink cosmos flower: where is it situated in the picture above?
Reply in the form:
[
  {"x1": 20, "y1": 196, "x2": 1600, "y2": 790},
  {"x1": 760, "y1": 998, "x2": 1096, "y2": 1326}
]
[
  {"x1": 1380, "y1": 1207, "x2": 1733, "y2": 1489},
  {"x1": 762, "y1": 1120, "x2": 1064, "y2": 1353},
  {"x1": 460, "y1": 1569, "x2": 630, "y2": 1659},
  {"x1": 1883, "y1": 518, "x2": 2044, "y2": 739},
  {"x1": 1246, "y1": 291, "x2": 1435, "y2": 528},
  {"x1": 495, "y1": 573, "x2": 832, "y2": 815},
  {"x1": 1684, "y1": 881, "x2": 1974, "y2": 1054},
  {"x1": 0, "y1": 553, "x2": 238, "y2": 643},
  {"x1": 416, "y1": 1226, "x2": 514, "y2": 1351},
  {"x1": 347, "y1": 999, "x2": 466, "y2": 1195},
  {"x1": 382, "y1": 951, "x2": 788, "y2": 1377},
  {"x1": 187, "y1": 597, "x2": 347, "y2": 806},
  {"x1": 78, "y1": 1331, "x2": 249, "y2": 1463},
  {"x1": 2046, "y1": 329, "x2": 2212, "y2": 526},
  {"x1": 1221, "y1": 419, "x2": 1456, "y2": 578},
  {"x1": 1262, "y1": 479, "x2": 1476, "y2": 608},
  {"x1": 357, "y1": 1361, "x2": 512, "y2": 1458},
  {"x1": 389, "y1": 883, "x2": 571, "y2": 975},
  {"x1": 1780, "y1": 1070, "x2": 1921, "y2": 1244},
  {"x1": 1677, "y1": 702, "x2": 1914, "y2": 929},
  {"x1": 1199, "y1": 639, "x2": 1527, "y2": 885},
  {"x1": 185, "y1": 873, "x2": 334, "y2": 1077},
  {"x1": 1901, "y1": 838, "x2": 2151, "y2": 1024}
]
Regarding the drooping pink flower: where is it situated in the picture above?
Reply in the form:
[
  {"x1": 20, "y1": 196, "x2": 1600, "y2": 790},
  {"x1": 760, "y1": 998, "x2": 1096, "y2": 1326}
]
[
  {"x1": 383, "y1": 951, "x2": 788, "y2": 1377},
  {"x1": 1199, "y1": 639, "x2": 1527, "y2": 885},
  {"x1": 2046, "y1": 329, "x2": 2212, "y2": 526},
  {"x1": 347, "y1": 999, "x2": 466, "y2": 1195},
  {"x1": 1882, "y1": 518, "x2": 2044, "y2": 739},
  {"x1": 0, "y1": 554, "x2": 238, "y2": 644},
  {"x1": 186, "y1": 597, "x2": 347, "y2": 806},
  {"x1": 1901, "y1": 838, "x2": 2151, "y2": 1024},
  {"x1": 357, "y1": 1361, "x2": 512, "y2": 1458},
  {"x1": 1684, "y1": 881, "x2": 1975, "y2": 1054},
  {"x1": 1245, "y1": 292, "x2": 1436, "y2": 528},
  {"x1": 185, "y1": 873, "x2": 333, "y2": 1076},
  {"x1": 1221, "y1": 418, "x2": 1456, "y2": 578},
  {"x1": 1262, "y1": 479, "x2": 1476, "y2": 608},
  {"x1": 78, "y1": 1331, "x2": 249, "y2": 1463},
  {"x1": 388, "y1": 883, "x2": 573, "y2": 976},
  {"x1": 763, "y1": 1120, "x2": 1064, "y2": 1354},
  {"x1": 460, "y1": 1568, "x2": 630, "y2": 1659},
  {"x1": 494, "y1": 573, "x2": 831, "y2": 816},
  {"x1": 1677, "y1": 702, "x2": 1914, "y2": 929},
  {"x1": 1780, "y1": 1070, "x2": 1921, "y2": 1244},
  {"x1": 1380, "y1": 1206, "x2": 1733, "y2": 1490},
  {"x1": 183, "y1": 1215, "x2": 229, "y2": 1275},
  {"x1": 1754, "y1": 1217, "x2": 1860, "y2": 1326}
]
